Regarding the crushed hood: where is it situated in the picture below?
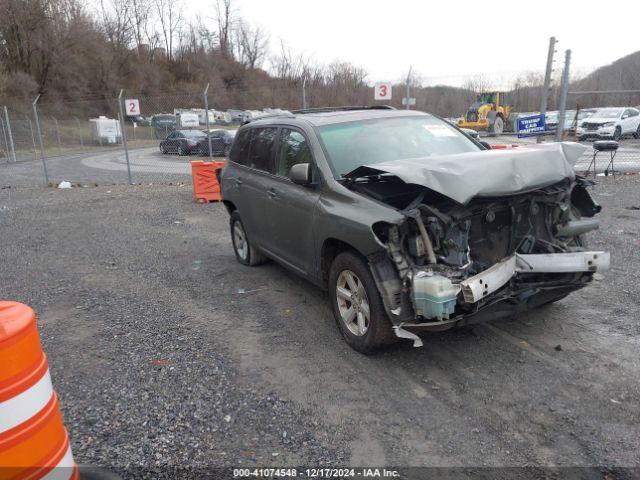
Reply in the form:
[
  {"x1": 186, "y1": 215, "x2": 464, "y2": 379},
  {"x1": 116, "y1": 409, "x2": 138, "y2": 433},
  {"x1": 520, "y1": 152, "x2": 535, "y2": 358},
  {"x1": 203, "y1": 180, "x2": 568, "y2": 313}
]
[{"x1": 345, "y1": 142, "x2": 586, "y2": 205}]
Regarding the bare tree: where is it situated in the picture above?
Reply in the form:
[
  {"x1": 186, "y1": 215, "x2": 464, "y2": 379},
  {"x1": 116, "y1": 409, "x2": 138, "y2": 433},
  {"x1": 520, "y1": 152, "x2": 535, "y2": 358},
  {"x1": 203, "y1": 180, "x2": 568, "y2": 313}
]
[
  {"x1": 235, "y1": 21, "x2": 268, "y2": 69},
  {"x1": 130, "y1": 0, "x2": 151, "y2": 50},
  {"x1": 154, "y1": 0, "x2": 182, "y2": 60},
  {"x1": 214, "y1": 0, "x2": 235, "y2": 58}
]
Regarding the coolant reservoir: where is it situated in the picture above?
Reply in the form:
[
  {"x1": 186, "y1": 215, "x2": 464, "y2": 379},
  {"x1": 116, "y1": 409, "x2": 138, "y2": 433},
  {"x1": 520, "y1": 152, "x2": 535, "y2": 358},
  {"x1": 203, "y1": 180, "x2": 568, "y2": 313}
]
[{"x1": 411, "y1": 272, "x2": 461, "y2": 320}]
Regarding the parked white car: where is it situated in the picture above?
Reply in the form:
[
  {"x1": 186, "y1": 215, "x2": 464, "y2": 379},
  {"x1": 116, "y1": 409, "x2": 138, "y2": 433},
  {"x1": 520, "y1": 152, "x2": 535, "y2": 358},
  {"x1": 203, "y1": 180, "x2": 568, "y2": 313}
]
[{"x1": 577, "y1": 107, "x2": 640, "y2": 140}]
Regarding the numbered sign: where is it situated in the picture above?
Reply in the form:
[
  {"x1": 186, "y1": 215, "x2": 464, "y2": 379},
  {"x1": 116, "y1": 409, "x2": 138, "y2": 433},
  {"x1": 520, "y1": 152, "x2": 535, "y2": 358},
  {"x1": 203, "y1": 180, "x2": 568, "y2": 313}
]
[
  {"x1": 374, "y1": 82, "x2": 392, "y2": 101},
  {"x1": 125, "y1": 99, "x2": 140, "y2": 116}
]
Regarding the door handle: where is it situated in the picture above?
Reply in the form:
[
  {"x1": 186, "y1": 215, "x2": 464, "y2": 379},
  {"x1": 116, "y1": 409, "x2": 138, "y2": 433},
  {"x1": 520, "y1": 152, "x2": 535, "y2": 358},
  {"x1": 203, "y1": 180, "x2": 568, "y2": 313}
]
[
  {"x1": 267, "y1": 189, "x2": 277, "y2": 198},
  {"x1": 234, "y1": 178, "x2": 243, "y2": 186}
]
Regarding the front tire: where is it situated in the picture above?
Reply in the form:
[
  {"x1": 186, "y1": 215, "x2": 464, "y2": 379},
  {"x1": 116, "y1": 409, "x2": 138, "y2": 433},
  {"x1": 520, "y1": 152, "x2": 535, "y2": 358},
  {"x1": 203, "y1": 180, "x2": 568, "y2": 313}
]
[
  {"x1": 613, "y1": 127, "x2": 622, "y2": 141},
  {"x1": 230, "y1": 212, "x2": 266, "y2": 266},
  {"x1": 328, "y1": 252, "x2": 396, "y2": 354},
  {"x1": 490, "y1": 116, "x2": 504, "y2": 134},
  {"x1": 634, "y1": 124, "x2": 640, "y2": 139}
]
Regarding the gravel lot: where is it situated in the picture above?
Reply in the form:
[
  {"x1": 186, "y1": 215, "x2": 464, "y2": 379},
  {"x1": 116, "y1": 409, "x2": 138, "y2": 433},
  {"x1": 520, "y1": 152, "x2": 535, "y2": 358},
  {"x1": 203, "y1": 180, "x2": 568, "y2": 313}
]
[
  {"x1": 0, "y1": 176, "x2": 639, "y2": 478},
  {"x1": 2, "y1": 137, "x2": 640, "y2": 188}
]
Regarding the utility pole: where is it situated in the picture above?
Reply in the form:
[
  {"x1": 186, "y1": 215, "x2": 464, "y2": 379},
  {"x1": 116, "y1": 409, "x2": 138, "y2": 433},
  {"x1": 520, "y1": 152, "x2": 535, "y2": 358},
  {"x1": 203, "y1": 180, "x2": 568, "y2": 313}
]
[
  {"x1": 556, "y1": 49, "x2": 571, "y2": 142},
  {"x1": 404, "y1": 67, "x2": 412, "y2": 110},
  {"x1": 538, "y1": 36, "x2": 557, "y2": 143},
  {"x1": 302, "y1": 76, "x2": 307, "y2": 110}
]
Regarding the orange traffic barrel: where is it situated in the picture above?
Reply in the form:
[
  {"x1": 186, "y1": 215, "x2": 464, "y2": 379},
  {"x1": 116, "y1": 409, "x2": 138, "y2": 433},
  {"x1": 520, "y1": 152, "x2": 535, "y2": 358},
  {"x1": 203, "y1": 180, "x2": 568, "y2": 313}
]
[
  {"x1": 0, "y1": 301, "x2": 79, "y2": 480},
  {"x1": 191, "y1": 160, "x2": 226, "y2": 203}
]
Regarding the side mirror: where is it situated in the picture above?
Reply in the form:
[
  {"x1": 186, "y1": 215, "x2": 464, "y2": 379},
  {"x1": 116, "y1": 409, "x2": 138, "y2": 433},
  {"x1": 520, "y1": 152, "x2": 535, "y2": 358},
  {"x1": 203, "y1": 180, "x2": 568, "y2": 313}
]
[{"x1": 289, "y1": 163, "x2": 312, "y2": 185}]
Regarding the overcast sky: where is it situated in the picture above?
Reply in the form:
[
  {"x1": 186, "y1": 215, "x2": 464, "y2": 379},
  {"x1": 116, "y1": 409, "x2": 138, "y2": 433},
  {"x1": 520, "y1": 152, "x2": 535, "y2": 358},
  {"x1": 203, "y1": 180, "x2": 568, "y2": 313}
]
[{"x1": 186, "y1": 0, "x2": 638, "y2": 87}]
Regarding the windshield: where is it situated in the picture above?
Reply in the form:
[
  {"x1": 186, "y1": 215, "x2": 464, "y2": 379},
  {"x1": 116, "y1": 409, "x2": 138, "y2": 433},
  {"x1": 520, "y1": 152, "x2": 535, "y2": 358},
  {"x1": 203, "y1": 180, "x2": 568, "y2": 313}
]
[
  {"x1": 477, "y1": 93, "x2": 496, "y2": 104},
  {"x1": 594, "y1": 108, "x2": 622, "y2": 119},
  {"x1": 318, "y1": 116, "x2": 481, "y2": 177},
  {"x1": 577, "y1": 109, "x2": 596, "y2": 120}
]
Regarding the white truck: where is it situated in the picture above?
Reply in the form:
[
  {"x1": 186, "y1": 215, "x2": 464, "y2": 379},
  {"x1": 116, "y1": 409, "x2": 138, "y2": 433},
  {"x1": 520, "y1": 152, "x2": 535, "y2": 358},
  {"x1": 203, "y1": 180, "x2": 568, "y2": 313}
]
[{"x1": 89, "y1": 116, "x2": 122, "y2": 145}]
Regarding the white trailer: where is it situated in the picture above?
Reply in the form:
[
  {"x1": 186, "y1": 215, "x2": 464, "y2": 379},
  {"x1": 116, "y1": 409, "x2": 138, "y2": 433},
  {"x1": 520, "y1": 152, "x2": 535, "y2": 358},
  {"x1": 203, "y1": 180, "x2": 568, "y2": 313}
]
[
  {"x1": 89, "y1": 116, "x2": 122, "y2": 145},
  {"x1": 195, "y1": 109, "x2": 216, "y2": 125},
  {"x1": 176, "y1": 112, "x2": 199, "y2": 128}
]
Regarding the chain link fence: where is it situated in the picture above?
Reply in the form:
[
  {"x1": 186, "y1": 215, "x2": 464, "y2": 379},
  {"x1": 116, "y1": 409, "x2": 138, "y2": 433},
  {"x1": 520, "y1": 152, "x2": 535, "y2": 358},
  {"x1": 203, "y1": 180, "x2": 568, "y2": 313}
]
[{"x1": 2, "y1": 88, "x2": 640, "y2": 187}]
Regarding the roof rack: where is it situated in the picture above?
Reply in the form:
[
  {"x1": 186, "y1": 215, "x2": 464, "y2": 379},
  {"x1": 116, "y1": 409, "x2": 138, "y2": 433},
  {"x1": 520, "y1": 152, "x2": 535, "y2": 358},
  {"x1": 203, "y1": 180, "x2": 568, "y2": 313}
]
[
  {"x1": 290, "y1": 106, "x2": 396, "y2": 114},
  {"x1": 243, "y1": 112, "x2": 295, "y2": 124}
]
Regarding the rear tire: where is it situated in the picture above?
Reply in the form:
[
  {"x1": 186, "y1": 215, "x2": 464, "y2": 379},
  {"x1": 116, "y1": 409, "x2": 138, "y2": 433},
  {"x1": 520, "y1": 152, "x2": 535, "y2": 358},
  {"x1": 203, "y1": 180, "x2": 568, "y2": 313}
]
[
  {"x1": 328, "y1": 251, "x2": 396, "y2": 354},
  {"x1": 634, "y1": 124, "x2": 640, "y2": 139},
  {"x1": 230, "y1": 211, "x2": 267, "y2": 266}
]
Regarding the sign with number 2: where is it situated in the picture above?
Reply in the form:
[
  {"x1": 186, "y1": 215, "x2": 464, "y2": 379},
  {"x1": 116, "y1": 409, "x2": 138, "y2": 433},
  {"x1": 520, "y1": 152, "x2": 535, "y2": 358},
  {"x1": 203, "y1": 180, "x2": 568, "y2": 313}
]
[{"x1": 125, "y1": 99, "x2": 140, "y2": 116}]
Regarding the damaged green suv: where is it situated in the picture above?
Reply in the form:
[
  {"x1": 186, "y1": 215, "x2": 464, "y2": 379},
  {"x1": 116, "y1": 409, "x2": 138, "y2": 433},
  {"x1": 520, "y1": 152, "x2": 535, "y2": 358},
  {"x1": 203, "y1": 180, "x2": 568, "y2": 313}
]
[{"x1": 220, "y1": 107, "x2": 609, "y2": 353}]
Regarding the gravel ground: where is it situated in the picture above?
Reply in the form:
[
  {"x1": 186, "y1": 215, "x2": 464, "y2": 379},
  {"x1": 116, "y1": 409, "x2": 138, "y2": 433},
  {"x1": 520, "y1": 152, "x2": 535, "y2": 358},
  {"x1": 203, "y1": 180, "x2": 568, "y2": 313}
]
[{"x1": 0, "y1": 177, "x2": 639, "y2": 479}]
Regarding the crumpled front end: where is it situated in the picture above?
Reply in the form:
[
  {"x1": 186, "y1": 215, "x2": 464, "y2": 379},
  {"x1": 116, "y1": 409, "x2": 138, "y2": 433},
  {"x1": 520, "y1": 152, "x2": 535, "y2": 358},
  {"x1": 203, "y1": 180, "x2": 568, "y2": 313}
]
[
  {"x1": 364, "y1": 177, "x2": 609, "y2": 344},
  {"x1": 345, "y1": 145, "x2": 610, "y2": 345}
]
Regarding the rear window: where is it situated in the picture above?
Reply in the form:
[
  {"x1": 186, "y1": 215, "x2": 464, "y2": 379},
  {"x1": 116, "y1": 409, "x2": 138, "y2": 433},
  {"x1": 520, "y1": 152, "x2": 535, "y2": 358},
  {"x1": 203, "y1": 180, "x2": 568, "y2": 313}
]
[
  {"x1": 230, "y1": 129, "x2": 252, "y2": 166},
  {"x1": 319, "y1": 116, "x2": 481, "y2": 177},
  {"x1": 183, "y1": 130, "x2": 205, "y2": 138},
  {"x1": 248, "y1": 128, "x2": 277, "y2": 172},
  {"x1": 229, "y1": 127, "x2": 277, "y2": 173}
]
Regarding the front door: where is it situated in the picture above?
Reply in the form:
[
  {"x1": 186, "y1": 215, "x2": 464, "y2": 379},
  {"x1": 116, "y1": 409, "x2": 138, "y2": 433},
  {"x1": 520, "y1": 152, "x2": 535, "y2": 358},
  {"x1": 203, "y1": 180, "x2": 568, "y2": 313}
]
[{"x1": 261, "y1": 127, "x2": 321, "y2": 274}]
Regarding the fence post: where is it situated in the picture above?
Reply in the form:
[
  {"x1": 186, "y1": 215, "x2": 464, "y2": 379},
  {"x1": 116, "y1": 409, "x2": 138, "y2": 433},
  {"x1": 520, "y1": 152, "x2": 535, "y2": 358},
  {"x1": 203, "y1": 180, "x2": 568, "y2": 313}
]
[
  {"x1": 204, "y1": 83, "x2": 213, "y2": 162},
  {"x1": 53, "y1": 117, "x2": 63, "y2": 155},
  {"x1": 75, "y1": 117, "x2": 84, "y2": 150},
  {"x1": 0, "y1": 116, "x2": 8, "y2": 163},
  {"x1": 117, "y1": 90, "x2": 133, "y2": 184},
  {"x1": 26, "y1": 115, "x2": 37, "y2": 161},
  {"x1": 32, "y1": 95, "x2": 49, "y2": 184},
  {"x1": 3, "y1": 107, "x2": 16, "y2": 162}
]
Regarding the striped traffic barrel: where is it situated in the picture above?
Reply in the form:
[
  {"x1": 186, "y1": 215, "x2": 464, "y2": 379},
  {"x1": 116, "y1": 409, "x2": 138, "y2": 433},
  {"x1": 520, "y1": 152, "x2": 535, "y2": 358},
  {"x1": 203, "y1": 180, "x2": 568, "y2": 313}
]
[{"x1": 0, "y1": 301, "x2": 78, "y2": 480}]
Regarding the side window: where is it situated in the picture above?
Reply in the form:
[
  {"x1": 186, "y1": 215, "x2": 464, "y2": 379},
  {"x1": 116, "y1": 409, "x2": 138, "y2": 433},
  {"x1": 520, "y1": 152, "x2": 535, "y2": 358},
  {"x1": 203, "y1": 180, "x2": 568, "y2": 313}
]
[
  {"x1": 229, "y1": 129, "x2": 252, "y2": 166},
  {"x1": 248, "y1": 127, "x2": 277, "y2": 172},
  {"x1": 622, "y1": 109, "x2": 631, "y2": 119},
  {"x1": 276, "y1": 128, "x2": 312, "y2": 177},
  {"x1": 629, "y1": 109, "x2": 639, "y2": 117}
]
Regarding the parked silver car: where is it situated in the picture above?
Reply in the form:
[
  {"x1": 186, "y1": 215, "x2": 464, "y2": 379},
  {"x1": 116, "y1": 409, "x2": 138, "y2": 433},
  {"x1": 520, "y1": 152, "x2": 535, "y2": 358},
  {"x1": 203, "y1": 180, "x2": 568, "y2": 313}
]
[{"x1": 220, "y1": 107, "x2": 609, "y2": 353}]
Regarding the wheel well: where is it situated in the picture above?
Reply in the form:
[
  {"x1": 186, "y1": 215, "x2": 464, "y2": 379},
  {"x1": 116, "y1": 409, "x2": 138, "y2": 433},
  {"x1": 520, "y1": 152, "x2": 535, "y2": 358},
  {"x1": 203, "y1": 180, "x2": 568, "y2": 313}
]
[
  {"x1": 321, "y1": 238, "x2": 362, "y2": 285},
  {"x1": 222, "y1": 200, "x2": 236, "y2": 214}
]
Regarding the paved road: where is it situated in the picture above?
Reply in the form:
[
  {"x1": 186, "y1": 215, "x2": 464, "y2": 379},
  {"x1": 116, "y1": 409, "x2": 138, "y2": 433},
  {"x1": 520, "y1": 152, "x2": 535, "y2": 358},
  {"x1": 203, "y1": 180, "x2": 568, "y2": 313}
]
[
  {"x1": 1, "y1": 178, "x2": 638, "y2": 477},
  {"x1": 2, "y1": 141, "x2": 640, "y2": 187}
]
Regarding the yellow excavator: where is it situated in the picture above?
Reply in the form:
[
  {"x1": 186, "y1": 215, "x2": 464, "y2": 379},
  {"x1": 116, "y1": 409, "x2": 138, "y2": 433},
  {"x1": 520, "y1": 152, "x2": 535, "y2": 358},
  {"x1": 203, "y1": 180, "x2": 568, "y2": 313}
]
[{"x1": 458, "y1": 91, "x2": 512, "y2": 134}]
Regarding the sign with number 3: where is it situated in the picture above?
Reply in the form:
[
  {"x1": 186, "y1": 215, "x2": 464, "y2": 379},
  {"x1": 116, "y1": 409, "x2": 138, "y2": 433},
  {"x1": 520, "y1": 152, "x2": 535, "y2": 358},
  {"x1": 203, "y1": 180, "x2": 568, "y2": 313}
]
[
  {"x1": 374, "y1": 82, "x2": 392, "y2": 101},
  {"x1": 125, "y1": 99, "x2": 140, "y2": 116}
]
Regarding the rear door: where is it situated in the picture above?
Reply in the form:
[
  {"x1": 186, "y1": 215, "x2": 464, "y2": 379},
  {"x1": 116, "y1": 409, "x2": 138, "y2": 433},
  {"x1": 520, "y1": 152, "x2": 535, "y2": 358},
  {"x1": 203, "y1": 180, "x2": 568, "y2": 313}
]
[
  {"x1": 261, "y1": 127, "x2": 321, "y2": 274},
  {"x1": 228, "y1": 127, "x2": 278, "y2": 248}
]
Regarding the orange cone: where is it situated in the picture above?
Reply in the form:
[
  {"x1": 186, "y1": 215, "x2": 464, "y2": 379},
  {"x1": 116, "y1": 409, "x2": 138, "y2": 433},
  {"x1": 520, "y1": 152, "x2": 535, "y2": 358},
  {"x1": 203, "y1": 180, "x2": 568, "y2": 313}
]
[{"x1": 0, "y1": 301, "x2": 79, "y2": 480}]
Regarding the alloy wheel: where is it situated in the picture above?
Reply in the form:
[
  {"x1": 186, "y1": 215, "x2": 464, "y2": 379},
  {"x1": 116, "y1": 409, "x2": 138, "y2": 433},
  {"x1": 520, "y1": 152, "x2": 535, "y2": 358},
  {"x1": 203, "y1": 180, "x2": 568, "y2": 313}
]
[
  {"x1": 336, "y1": 270, "x2": 370, "y2": 336},
  {"x1": 232, "y1": 221, "x2": 248, "y2": 261}
]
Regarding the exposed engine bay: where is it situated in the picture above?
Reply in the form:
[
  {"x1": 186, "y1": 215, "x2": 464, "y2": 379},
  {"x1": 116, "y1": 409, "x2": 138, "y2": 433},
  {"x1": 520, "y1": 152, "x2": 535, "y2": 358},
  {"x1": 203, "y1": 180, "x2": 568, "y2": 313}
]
[{"x1": 343, "y1": 146, "x2": 610, "y2": 341}]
